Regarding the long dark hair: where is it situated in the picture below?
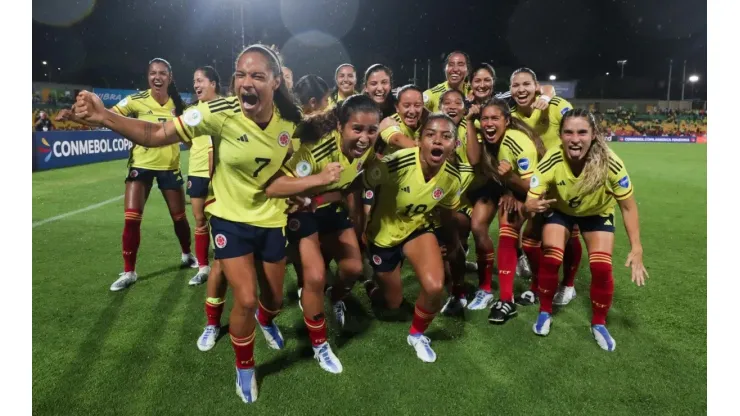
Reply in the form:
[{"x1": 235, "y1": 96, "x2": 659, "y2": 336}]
[
  {"x1": 470, "y1": 63, "x2": 496, "y2": 103},
  {"x1": 330, "y1": 63, "x2": 357, "y2": 104},
  {"x1": 443, "y1": 50, "x2": 471, "y2": 86},
  {"x1": 363, "y1": 63, "x2": 396, "y2": 118},
  {"x1": 149, "y1": 58, "x2": 185, "y2": 116},
  {"x1": 293, "y1": 74, "x2": 330, "y2": 107},
  {"x1": 234, "y1": 44, "x2": 302, "y2": 124},
  {"x1": 191, "y1": 65, "x2": 221, "y2": 105},
  {"x1": 293, "y1": 94, "x2": 381, "y2": 144},
  {"x1": 476, "y1": 98, "x2": 544, "y2": 184}
]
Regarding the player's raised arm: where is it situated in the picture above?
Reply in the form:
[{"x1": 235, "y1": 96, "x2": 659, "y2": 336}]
[
  {"x1": 74, "y1": 91, "x2": 181, "y2": 147},
  {"x1": 264, "y1": 162, "x2": 343, "y2": 198},
  {"x1": 465, "y1": 104, "x2": 482, "y2": 165}
]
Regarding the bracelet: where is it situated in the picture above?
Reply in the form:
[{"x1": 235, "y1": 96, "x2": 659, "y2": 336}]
[
  {"x1": 538, "y1": 95, "x2": 551, "y2": 103},
  {"x1": 313, "y1": 194, "x2": 325, "y2": 206},
  {"x1": 303, "y1": 197, "x2": 312, "y2": 207}
]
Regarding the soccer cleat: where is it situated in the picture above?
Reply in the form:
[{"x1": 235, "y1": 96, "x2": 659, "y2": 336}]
[
  {"x1": 516, "y1": 254, "x2": 532, "y2": 278},
  {"x1": 313, "y1": 342, "x2": 343, "y2": 374},
  {"x1": 407, "y1": 334, "x2": 437, "y2": 363},
  {"x1": 235, "y1": 366, "x2": 258, "y2": 403},
  {"x1": 591, "y1": 325, "x2": 617, "y2": 352},
  {"x1": 255, "y1": 312, "x2": 285, "y2": 350},
  {"x1": 516, "y1": 290, "x2": 539, "y2": 306},
  {"x1": 297, "y1": 287, "x2": 303, "y2": 312},
  {"x1": 465, "y1": 261, "x2": 478, "y2": 272},
  {"x1": 181, "y1": 252, "x2": 198, "y2": 269},
  {"x1": 467, "y1": 289, "x2": 494, "y2": 310},
  {"x1": 110, "y1": 271, "x2": 137, "y2": 292},
  {"x1": 532, "y1": 312, "x2": 552, "y2": 336},
  {"x1": 188, "y1": 265, "x2": 211, "y2": 286},
  {"x1": 197, "y1": 324, "x2": 220, "y2": 351},
  {"x1": 333, "y1": 300, "x2": 347, "y2": 328},
  {"x1": 553, "y1": 286, "x2": 577, "y2": 306},
  {"x1": 488, "y1": 300, "x2": 518, "y2": 324},
  {"x1": 441, "y1": 295, "x2": 468, "y2": 316}
]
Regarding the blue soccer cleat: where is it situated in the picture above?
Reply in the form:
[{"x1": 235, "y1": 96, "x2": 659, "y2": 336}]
[
  {"x1": 255, "y1": 312, "x2": 285, "y2": 350},
  {"x1": 532, "y1": 312, "x2": 552, "y2": 336},
  {"x1": 235, "y1": 367, "x2": 258, "y2": 404},
  {"x1": 591, "y1": 325, "x2": 617, "y2": 352}
]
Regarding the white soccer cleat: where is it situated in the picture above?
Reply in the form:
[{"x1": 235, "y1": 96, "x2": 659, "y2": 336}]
[
  {"x1": 313, "y1": 342, "x2": 343, "y2": 374},
  {"x1": 553, "y1": 286, "x2": 576, "y2": 306},
  {"x1": 532, "y1": 312, "x2": 552, "y2": 336},
  {"x1": 407, "y1": 334, "x2": 437, "y2": 363},
  {"x1": 297, "y1": 287, "x2": 303, "y2": 311},
  {"x1": 235, "y1": 366, "x2": 258, "y2": 403},
  {"x1": 181, "y1": 252, "x2": 198, "y2": 269},
  {"x1": 189, "y1": 265, "x2": 211, "y2": 286},
  {"x1": 197, "y1": 324, "x2": 220, "y2": 351},
  {"x1": 516, "y1": 254, "x2": 532, "y2": 278},
  {"x1": 333, "y1": 300, "x2": 347, "y2": 328},
  {"x1": 441, "y1": 295, "x2": 468, "y2": 316},
  {"x1": 255, "y1": 312, "x2": 285, "y2": 350},
  {"x1": 591, "y1": 325, "x2": 617, "y2": 352},
  {"x1": 467, "y1": 289, "x2": 494, "y2": 310},
  {"x1": 110, "y1": 271, "x2": 137, "y2": 292}
]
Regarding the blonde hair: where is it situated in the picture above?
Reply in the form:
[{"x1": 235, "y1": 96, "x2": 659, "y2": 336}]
[{"x1": 560, "y1": 109, "x2": 610, "y2": 195}]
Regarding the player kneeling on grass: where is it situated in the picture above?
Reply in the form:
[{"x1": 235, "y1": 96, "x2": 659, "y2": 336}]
[
  {"x1": 362, "y1": 113, "x2": 462, "y2": 363},
  {"x1": 524, "y1": 109, "x2": 648, "y2": 352},
  {"x1": 264, "y1": 94, "x2": 381, "y2": 374}
]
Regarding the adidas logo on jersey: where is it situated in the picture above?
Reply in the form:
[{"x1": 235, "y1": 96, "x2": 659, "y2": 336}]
[
  {"x1": 146, "y1": 110, "x2": 153, "y2": 115},
  {"x1": 557, "y1": 180, "x2": 566, "y2": 186},
  {"x1": 237, "y1": 134, "x2": 249, "y2": 142},
  {"x1": 401, "y1": 186, "x2": 411, "y2": 193}
]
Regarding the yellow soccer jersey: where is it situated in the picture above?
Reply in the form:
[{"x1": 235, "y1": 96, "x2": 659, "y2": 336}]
[
  {"x1": 189, "y1": 135, "x2": 212, "y2": 177},
  {"x1": 326, "y1": 91, "x2": 357, "y2": 109},
  {"x1": 378, "y1": 113, "x2": 420, "y2": 155},
  {"x1": 281, "y1": 130, "x2": 371, "y2": 207},
  {"x1": 363, "y1": 147, "x2": 461, "y2": 247},
  {"x1": 454, "y1": 119, "x2": 470, "y2": 164},
  {"x1": 527, "y1": 147, "x2": 634, "y2": 217},
  {"x1": 113, "y1": 89, "x2": 181, "y2": 170},
  {"x1": 428, "y1": 162, "x2": 476, "y2": 228},
  {"x1": 173, "y1": 96, "x2": 296, "y2": 227},
  {"x1": 497, "y1": 129, "x2": 538, "y2": 180},
  {"x1": 423, "y1": 81, "x2": 471, "y2": 113},
  {"x1": 511, "y1": 96, "x2": 573, "y2": 151}
]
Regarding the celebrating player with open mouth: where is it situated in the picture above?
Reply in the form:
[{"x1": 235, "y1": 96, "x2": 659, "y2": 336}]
[
  {"x1": 525, "y1": 109, "x2": 648, "y2": 351},
  {"x1": 72, "y1": 44, "x2": 311, "y2": 404},
  {"x1": 328, "y1": 63, "x2": 358, "y2": 108}
]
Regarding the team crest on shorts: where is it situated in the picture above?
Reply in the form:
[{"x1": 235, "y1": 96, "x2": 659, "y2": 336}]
[
  {"x1": 130, "y1": 169, "x2": 139, "y2": 178},
  {"x1": 364, "y1": 189, "x2": 374, "y2": 199},
  {"x1": 214, "y1": 234, "x2": 227, "y2": 248},
  {"x1": 187, "y1": 180, "x2": 192, "y2": 189},
  {"x1": 372, "y1": 254, "x2": 382, "y2": 265},
  {"x1": 432, "y1": 187, "x2": 444, "y2": 200},
  {"x1": 296, "y1": 161, "x2": 312, "y2": 177},
  {"x1": 288, "y1": 218, "x2": 301, "y2": 231},
  {"x1": 278, "y1": 132, "x2": 291, "y2": 147}
]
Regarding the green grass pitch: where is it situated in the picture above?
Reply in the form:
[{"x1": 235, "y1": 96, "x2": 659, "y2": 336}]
[{"x1": 32, "y1": 143, "x2": 706, "y2": 415}]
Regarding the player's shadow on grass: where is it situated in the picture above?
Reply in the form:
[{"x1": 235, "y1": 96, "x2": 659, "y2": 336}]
[
  {"x1": 36, "y1": 293, "x2": 127, "y2": 413},
  {"x1": 136, "y1": 264, "x2": 186, "y2": 282},
  {"x1": 334, "y1": 294, "x2": 373, "y2": 350}
]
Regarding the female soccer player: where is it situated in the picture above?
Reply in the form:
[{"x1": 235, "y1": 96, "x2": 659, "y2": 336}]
[
  {"x1": 510, "y1": 68, "x2": 581, "y2": 307},
  {"x1": 466, "y1": 98, "x2": 545, "y2": 324},
  {"x1": 525, "y1": 109, "x2": 647, "y2": 351},
  {"x1": 424, "y1": 51, "x2": 471, "y2": 112},
  {"x1": 363, "y1": 113, "x2": 462, "y2": 363},
  {"x1": 327, "y1": 63, "x2": 358, "y2": 108},
  {"x1": 363, "y1": 64, "x2": 396, "y2": 119},
  {"x1": 376, "y1": 84, "x2": 425, "y2": 155},
  {"x1": 293, "y1": 74, "x2": 331, "y2": 115},
  {"x1": 73, "y1": 44, "x2": 308, "y2": 404},
  {"x1": 265, "y1": 94, "x2": 381, "y2": 374},
  {"x1": 187, "y1": 65, "x2": 221, "y2": 286}
]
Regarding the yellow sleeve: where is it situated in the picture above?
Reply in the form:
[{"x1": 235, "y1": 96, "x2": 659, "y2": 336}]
[
  {"x1": 527, "y1": 162, "x2": 554, "y2": 199},
  {"x1": 549, "y1": 97, "x2": 573, "y2": 122},
  {"x1": 173, "y1": 102, "x2": 214, "y2": 144},
  {"x1": 607, "y1": 152, "x2": 634, "y2": 200},
  {"x1": 516, "y1": 143, "x2": 538, "y2": 179},
  {"x1": 380, "y1": 125, "x2": 403, "y2": 144},
  {"x1": 112, "y1": 95, "x2": 136, "y2": 117},
  {"x1": 281, "y1": 143, "x2": 316, "y2": 178}
]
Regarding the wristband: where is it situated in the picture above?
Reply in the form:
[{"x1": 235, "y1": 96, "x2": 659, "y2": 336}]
[
  {"x1": 313, "y1": 194, "x2": 325, "y2": 207},
  {"x1": 538, "y1": 95, "x2": 551, "y2": 103}
]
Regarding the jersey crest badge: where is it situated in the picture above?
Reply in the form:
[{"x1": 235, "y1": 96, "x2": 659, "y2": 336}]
[
  {"x1": 530, "y1": 175, "x2": 539, "y2": 188},
  {"x1": 432, "y1": 187, "x2": 444, "y2": 200},
  {"x1": 183, "y1": 108, "x2": 202, "y2": 127},
  {"x1": 372, "y1": 255, "x2": 382, "y2": 265},
  {"x1": 517, "y1": 157, "x2": 530, "y2": 171},
  {"x1": 278, "y1": 132, "x2": 291, "y2": 147},
  {"x1": 364, "y1": 189, "x2": 374, "y2": 200},
  {"x1": 618, "y1": 175, "x2": 630, "y2": 188},
  {"x1": 296, "y1": 161, "x2": 312, "y2": 177},
  {"x1": 214, "y1": 234, "x2": 227, "y2": 249},
  {"x1": 288, "y1": 218, "x2": 301, "y2": 231},
  {"x1": 130, "y1": 169, "x2": 139, "y2": 178}
]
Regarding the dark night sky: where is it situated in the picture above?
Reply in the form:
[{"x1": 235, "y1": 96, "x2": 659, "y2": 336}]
[{"x1": 32, "y1": 0, "x2": 706, "y2": 98}]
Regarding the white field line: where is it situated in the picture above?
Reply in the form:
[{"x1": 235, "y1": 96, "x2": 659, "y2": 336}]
[{"x1": 32, "y1": 195, "x2": 124, "y2": 228}]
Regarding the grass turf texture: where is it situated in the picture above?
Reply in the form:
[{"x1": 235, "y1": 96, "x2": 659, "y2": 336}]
[{"x1": 32, "y1": 143, "x2": 706, "y2": 415}]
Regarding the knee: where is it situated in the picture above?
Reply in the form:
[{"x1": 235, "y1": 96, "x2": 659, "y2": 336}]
[
  {"x1": 421, "y1": 272, "x2": 445, "y2": 297},
  {"x1": 541, "y1": 245, "x2": 565, "y2": 268},
  {"x1": 302, "y1": 267, "x2": 326, "y2": 291},
  {"x1": 232, "y1": 286, "x2": 258, "y2": 312},
  {"x1": 341, "y1": 259, "x2": 363, "y2": 279},
  {"x1": 193, "y1": 212, "x2": 207, "y2": 228}
]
